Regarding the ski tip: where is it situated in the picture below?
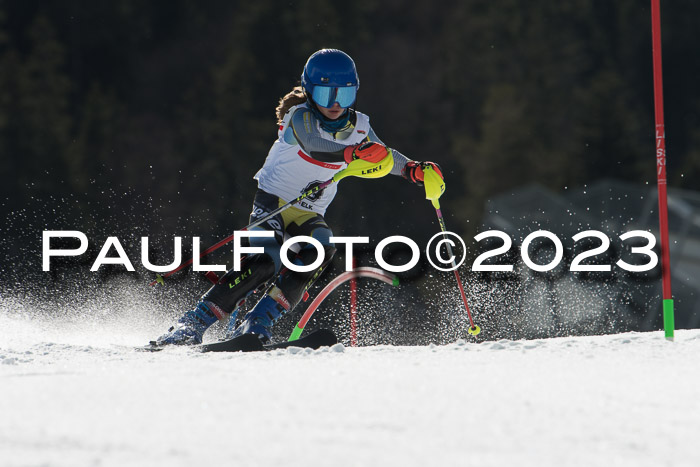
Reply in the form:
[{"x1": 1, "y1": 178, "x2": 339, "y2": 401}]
[{"x1": 305, "y1": 328, "x2": 338, "y2": 347}]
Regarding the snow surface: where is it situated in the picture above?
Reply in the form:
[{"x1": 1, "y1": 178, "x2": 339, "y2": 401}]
[{"x1": 1, "y1": 308, "x2": 699, "y2": 467}]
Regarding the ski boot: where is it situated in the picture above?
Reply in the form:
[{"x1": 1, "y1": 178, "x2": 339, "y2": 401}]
[
  {"x1": 227, "y1": 294, "x2": 287, "y2": 344},
  {"x1": 155, "y1": 301, "x2": 222, "y2": 346}
]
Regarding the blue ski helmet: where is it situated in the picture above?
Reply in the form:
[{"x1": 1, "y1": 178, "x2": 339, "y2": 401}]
[{"x1": 301, "y1": 49, "x2": 359, "y2": 109}]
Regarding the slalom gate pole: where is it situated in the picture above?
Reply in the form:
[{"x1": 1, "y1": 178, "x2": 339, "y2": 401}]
[
  {"x1": 149, "y1": 154, "x2": 394, "y2": 286},
  {"x1": 422, "y1": 167, "x2": 480, "y2": 336},
  {"x1": 651, "y1": 0, "x2": 675, "y2": 340},
  {"x1": 350, "y1": 256, "x2": 358, "y2": 346}
]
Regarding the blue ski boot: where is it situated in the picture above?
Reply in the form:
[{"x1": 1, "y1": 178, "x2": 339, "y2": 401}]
[
  {"x1": 156, "y1": 301, "x2": 222, "y2": 346},
  {"x1": 227, "y1": 294, "x2": 287, "y2": 344}
]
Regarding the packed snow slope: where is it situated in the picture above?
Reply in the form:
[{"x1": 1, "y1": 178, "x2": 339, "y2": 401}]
[{"x1": 1, "y1": 309, "x2": 699, "y2": 467}]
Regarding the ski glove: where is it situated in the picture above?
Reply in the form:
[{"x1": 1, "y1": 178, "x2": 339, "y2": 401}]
[
  {"x1": 402, "y1": 161, "x2": 443, "y2": 186},
  {"x1": 343, "y1": 141, "x2": 391, "y2": 164}
]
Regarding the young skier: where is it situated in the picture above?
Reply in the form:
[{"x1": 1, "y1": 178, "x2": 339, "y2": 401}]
[{"x1": 155, "y1": 48, "x2": 444, "y2": 345}]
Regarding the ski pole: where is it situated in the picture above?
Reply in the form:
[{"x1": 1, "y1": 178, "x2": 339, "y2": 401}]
[
  {"x1": 423, "y1": 166, "x2": 481, "y2": 336},
  {"x1": 150, "y1": 153, "x2": 395, "y2": 286}
]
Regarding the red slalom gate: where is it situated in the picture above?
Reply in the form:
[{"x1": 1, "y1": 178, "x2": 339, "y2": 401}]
[{"x1": 288, "y1": 267, "x2": 399, "y2": 343}]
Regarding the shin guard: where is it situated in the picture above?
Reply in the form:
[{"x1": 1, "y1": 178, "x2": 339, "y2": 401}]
[
  {"x1": 276, "y1": 245, "x2": 336, "y2": 310},
  {"x1": 201, "y1": 253, "x2": 276, "y2": 315}
]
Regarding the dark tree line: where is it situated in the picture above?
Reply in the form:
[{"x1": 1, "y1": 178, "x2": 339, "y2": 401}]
[{"x1": 1, "y1": 0, "x2": 699, "y2": 271}]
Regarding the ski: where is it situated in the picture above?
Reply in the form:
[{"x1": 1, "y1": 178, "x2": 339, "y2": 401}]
[
  {"x1": 201, "y1": 328, "x2": 338, "y2": 353},
  {"x1": 137, "y1": 333, "x2": 260, "y2": 353},
  {"x1": 138, "y1": 328, "x2": 337, "y2": 353}
]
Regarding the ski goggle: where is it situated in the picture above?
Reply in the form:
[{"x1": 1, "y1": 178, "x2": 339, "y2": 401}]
[{"x1": 311, "y1": 85, "x2": 358, "y2": 109}]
